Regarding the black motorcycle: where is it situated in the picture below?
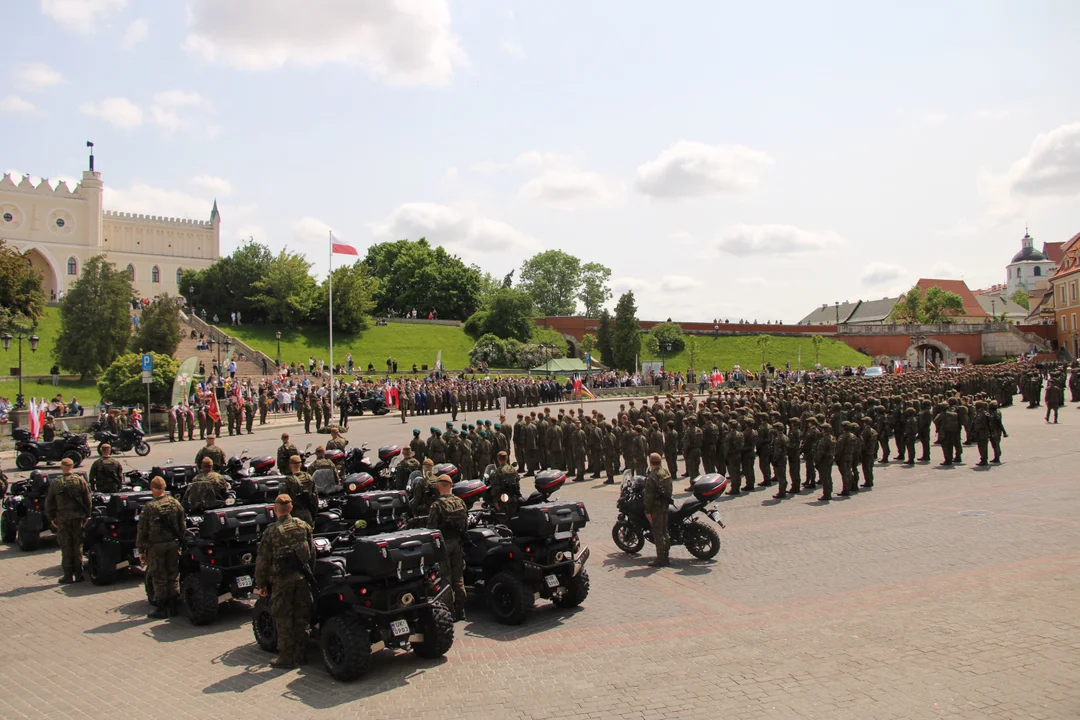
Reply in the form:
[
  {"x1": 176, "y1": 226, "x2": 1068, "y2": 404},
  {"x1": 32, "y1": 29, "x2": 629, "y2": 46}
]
[
  {"x1": 342, "y1": 442, "x2": 401, "y2": 488},
  {"x1": 13, "y1": 427, "x2": 91, "y2": 471},
  {"x1": 611, "y1": 472, "x2": 727, "y2": 561},
  {"x1": 224, "y1": 449, "x2": 277, "y2": 481},
  {"x1": 345, "y1": 393, "x2": 390, "y2": 416},
  {"x1": 91, "y1": 422, "x2": 151, "y2": 457}
]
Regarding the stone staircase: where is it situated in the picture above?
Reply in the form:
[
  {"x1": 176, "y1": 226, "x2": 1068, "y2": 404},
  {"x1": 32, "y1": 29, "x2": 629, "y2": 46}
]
[{"x1": 176, "y1": 315, "x2": 268, "y2": 379}]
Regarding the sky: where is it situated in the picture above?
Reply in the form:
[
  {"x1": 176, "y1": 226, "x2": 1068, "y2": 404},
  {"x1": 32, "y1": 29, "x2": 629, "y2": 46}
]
[{"x1": 3, "y1": 0, "x2": 1080, "y2": 322}]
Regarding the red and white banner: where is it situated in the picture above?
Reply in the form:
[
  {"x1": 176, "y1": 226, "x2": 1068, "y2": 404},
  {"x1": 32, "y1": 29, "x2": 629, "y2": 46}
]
[{"x1": 331, "y1": 232, "x2": 359, "y2": 256}]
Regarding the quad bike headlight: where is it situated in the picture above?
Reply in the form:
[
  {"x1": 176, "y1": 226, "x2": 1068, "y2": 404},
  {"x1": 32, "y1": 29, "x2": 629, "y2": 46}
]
[
  {"x1": 400, "y1": 592, "x2": 415, "y2": 607},
  {"x1": 241, "y1": 553, "x2": 253, "y2": 564}
]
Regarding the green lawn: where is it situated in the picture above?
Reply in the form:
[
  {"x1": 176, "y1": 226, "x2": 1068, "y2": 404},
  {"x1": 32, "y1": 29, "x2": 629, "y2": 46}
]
[
  {"x1": 641, "y1": 334, "x2": 870, "y2": 371},
  {"x1": 1, "y1": 306, "x2": 64, "y2": 377},
  {"x1": 228, "y1": 322, "x2": 476, "y2": 371},
  {"x1": 0, "y1": 378, "x2": 102, "y2": 409}
]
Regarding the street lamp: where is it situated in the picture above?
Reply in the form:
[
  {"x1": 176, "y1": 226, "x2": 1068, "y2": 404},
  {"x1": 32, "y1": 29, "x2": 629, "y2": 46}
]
[
  {"x1": 835, "y1": 301, "x2": 840, "y2": 325},
  {"x1": 275, "y1": 331, "x2": 282, "y2": 367},
  {"x1": 661, "y1": 341, "x2": 672, "y2": 369},
  {"x1": 1, "y1": 331, "x2": 41, "y2": 409}
]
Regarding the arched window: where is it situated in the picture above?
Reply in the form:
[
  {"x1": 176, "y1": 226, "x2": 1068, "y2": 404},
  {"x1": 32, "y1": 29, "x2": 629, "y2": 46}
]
[
  {"x1": 151, "y1": 266, "x2": 160, "y2": 283},
  {"x1": 1034, "y1": 266, "x2": 1042, "y2": 277},
  {"x1": 126, "y1": 264, "x2": 135, "y2": 281},
  {"x1": 176, "y1": 268, "x2": 184, "y2": 284},
  {"x1": 66, "y1": 257, "x2": 77, "y2": 275},
  {"x1": 1017, "y1": 267, "x2": 1022, "y2": 277}
]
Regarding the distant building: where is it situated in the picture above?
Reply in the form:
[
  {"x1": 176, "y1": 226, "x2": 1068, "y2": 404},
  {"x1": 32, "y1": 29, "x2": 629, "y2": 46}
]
[
  {"x1": 798, "y1": 279, "x2": 991, "y2": 326},
  {"x1": 0, "y1": 168, "x2": 219, "y2": 300},
  {"x1": 1049, "y1": 231, "x2": 1080, "y2": 358},
  {"x1": 1005, "y1": 231, "x2": 1059, "y2": 295}
]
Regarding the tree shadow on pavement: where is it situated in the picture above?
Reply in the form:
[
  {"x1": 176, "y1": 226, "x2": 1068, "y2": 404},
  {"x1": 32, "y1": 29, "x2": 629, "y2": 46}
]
[
  {"x1": 203, "y1": 645, "x2": 282, "y2": 695},
  {"x1": 283, "y1": 654, "x2": 446, "y2": 709},
  {"x1": 144, "y1": 600, "x2": 252, "y2": 642},
  {"x1": 84, "y1": 599, "x2": 154, "y2": 634}
]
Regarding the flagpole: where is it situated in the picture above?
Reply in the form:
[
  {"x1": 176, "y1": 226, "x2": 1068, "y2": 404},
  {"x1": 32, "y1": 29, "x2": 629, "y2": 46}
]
[{"x1": 329, "y1": 230, "x2": 334, "y2": 413}]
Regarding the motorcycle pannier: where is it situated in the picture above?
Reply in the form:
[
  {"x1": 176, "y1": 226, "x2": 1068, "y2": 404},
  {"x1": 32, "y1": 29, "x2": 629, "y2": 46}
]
[
  {"x1": 343, "y1": 472, "x2": 376, "y2": 494},
  {"x1": 452, "y1": 479, "x2": 487, "y2": 507},
  {"x1": 534, "y1": 469, "x2": 566, "y2": 494},
  {"x1": 692, "y1": 474, "x2": 729, "y2": 501},
  {"x1": 152, "y1": 464, "x2": 199, "y2": 491},
  {"x1": 510, "y1": 500, "x2": 589, "y2": 538},
  {"x1": 198, "y1": 503, "x2": 274, "y2": 541},
  {"x1": 249, "y1": 456, "x2": 275, "y2": 474},
  {"x1": 235, "y1": 475, "x2": 284, "y2": 503},
  {"x1": 378, "y1": 445, "x2": 401, "y2": 462},
  {"x1": 345, "y1": 528, "x2": 443, "y2": 578},
  {"x1": 342, "y1": 490, "x2": 407, "y2": 521},
  {"x1": 106, "y1": 491, "x2": 156, "y2": 519}
]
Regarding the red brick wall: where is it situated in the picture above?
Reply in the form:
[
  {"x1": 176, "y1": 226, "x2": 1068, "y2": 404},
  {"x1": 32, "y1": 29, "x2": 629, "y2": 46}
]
[
  {"x1": 841, "y1": 334, "x2": 983, "y2": 362},
  {"x1": 534, "y1": 316, "x2": 834, "y2": 341}
]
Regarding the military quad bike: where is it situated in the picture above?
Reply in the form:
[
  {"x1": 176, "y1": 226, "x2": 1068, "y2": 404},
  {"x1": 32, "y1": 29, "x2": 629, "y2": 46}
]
[
  {"x1": 341, "y1": 443, "x2": 401, "y2": 488},
  {"x1": 83, "y1": 489, "x2": 159, "y2": 585},
  {"x1": 13, "y1": 427, "x2": 91, "y2": 471},
  {"x1": 251, "y1": 528, "x2": 455, "y2": 681},
  {"x1": 612, "y1": 472, "x2": 727, "y2": 560},
  {"x1": 0, "y1": 471, "x2": 60, "y2": 550},
  {"x1": 453, "y1": 469, "x2": 592, "y2": 625},
  {"x1": 313, "y1": 470, "x2": 409, "y2": 539}
]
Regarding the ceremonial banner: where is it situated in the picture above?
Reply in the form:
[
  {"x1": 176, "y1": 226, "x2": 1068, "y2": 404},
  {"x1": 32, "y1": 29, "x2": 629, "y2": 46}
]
[{"x1": 171, "y1": 356, "x2": 199, "y2": 407}]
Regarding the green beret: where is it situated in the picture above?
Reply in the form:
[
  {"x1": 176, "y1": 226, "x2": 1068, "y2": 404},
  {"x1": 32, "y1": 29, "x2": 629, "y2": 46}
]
[{"x1": 413, "y1": 429, "x2": 421, "y2": 435}]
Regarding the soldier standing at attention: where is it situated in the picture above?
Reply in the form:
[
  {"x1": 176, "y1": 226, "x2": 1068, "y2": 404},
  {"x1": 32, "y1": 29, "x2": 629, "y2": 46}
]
[
  {"x1": 814, "y1": 424, "x2": 835, "y2": 502},
  {"x1": 194, "y1": 435, "x2": 226, "y2": 472},
  {"x1": 394, "y1": 446, "x2": 420, "y2": 491},
  {"x1": 409, "y1": 428, "x2": 426, "y2": 464},
  {"x1": 663, "y1": 420, "x2": 680, "y2": 480},
  {"x1": 988, "y1": 401, "x2": 1008, "y2": 463},
  {"x1": 859, "y1": 416, "x2": 878, "y2": 488},
  {"x1": 276, "y1": 433, "x2": 298, "y2": 476},
  {"x1": 643, "y1": 453, "x2": 672, "y2": 567},
  {"x1": 282, "y1": 456, "x2": 317, "y2": 527},
  {"x1": 137, "y1": 476, "x2": 185, "y2": 618},
  {"x1": 972, "y1": 400, "x2": 991, "y2": 466},
  {"x1": 244, "y1": 394, "x2": 255, "y2": 434},
  {"x1": 88, "y1": 443, "x2": 124, "y2": 493},
  {"x1": 427, "y1": 427, "x2": 447, "y2": 465},
  {"x1": 427, "y1": 475, "x2": 468, "y2": 621},
  {"x1": 1045, "y1": 381, "x2": 1064, "y2": 424},
  {"x1": 44, "y1": 457, "x2": 91, "y2": 583},
  {"x1": 255, "y1": 494, "x2": 315, "y2": 669},
  {"x1": 769, "y1": 423, "x2": 790, "y2": 499}
]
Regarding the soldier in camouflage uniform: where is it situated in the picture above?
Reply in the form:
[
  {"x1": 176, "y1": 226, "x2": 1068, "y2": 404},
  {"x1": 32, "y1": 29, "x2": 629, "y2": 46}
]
[
  {"x1": 325, "y1": 427, "x2": 348, "y2": 455},
  {"x1": 394, "y1": 446, "x2": 421, "y2": 491},
  {"x1": 276, "y1": 433, "x2": 299, "y2": 476},
  {"x1": 972, "y1": 401, "x2": 991, "y2": 466},
  {"x1": 88, "y1": 443, "x2": 124, "y2": 493},
  {"x1": 725, "y1": 420, "x2": 745, "y2": 495},
  {"x1": 428, "y1": 475, "x2": 468, "y2": 619},
  {"x1": 409, "y1": 428, "x2": 426, "y2": 464},
  {"x1": 44, "y1": 458, "x2": 92, "y2": 583},
  {"x1": 663, "y1": 420, "x2": 680, "y2": 480},
  {"x1": 643, "y1": 453, "x2": 672, "y2": 567},
  {"x1": 427, "y1": 428, "x2": 447, "y2": 465},
  {"x1": 411, "y1": 459, "x2": 440, "y2": 518},
  {"x1": 859, "y1": 416, "x2": 879, "y2": 488},
  {"x1": 988, "y1": 400, "x2": 1007, "y2": 463},
  {"x1": 255, "y1": 494, "x2": 315, "y2": 669},
  {"x1": 245, "y1": 395, "x2": 255, "y2": 434},
  {"x1": 308, "y1": 446, "x2": 340, "y2": 486},
  {"x1": 546, "y1": 418, "x2": 564, "y2": 470},
  {"x1": 194, "y1": 435, "x2": 227, "y2": 472},
  {"x1": 282, "y1": 456, "x2": 317, "y2": 527},
  {"x1": 183, "y1": 458, "x2": 230, "y2": 513},
  {"x1": 786, "y1": 417, "x2": 803, "y2": 493},
  {"x1": 814, "y1": 424, "x2": 835, "y2": 502},
  {"x1": 681, "y1": 416, "x2": 703, "y2": 482},
  {"x1": 902, "y1": 407, "x2": 918, "y2": 465},
  {"x1": 570, "y1": 422, "x2": 587, "y2": 481},
  {"x1": 137, "y1": 476, "x2": 186, "y2": 618},
  {"x1": 769, "y1": 423, "x2": 790, "y2": 499},
  {"x1": 836, "y1": 421, "x2": 857, "y2": 496},
  {"x1": 488, "y1": 451, "x2": 522, "y2": 520},
  {"x1": 601, "y1": 419, "x2": 618, "y2": 484}
]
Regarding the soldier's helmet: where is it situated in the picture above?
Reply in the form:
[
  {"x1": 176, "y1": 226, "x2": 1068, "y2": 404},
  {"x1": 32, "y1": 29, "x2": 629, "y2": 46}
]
[
  {"x1": 974, "y1": 400, "x2": 987, "y2": 410},
  {"x1": 906, "y1": 407, "x2": 916, "y2": 415}
]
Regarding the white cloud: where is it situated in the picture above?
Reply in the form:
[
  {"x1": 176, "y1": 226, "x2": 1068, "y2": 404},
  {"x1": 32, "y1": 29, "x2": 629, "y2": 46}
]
[
  {"x1": 974, "y1": 108, "x2": 1010, "y2": 121},
  {"x1": 734, "y1": 276, "x2": 784, "y2": 288},
  {"x1": 659, "y1": 275, "x2": 704, "y2": 292},
  {"x1": 40, "y1": 0, "x2": 126, "y2": 34},
  {"x1": 500, "y1": 40, "x2": 524, "y2": 58},
  {"x1": 0, "y1": 95, "x2": 38, "y2": 116},
  {"x1": 635, "y1": 141, "x2": 773, "y2": 199},
  {"x1": 927, "y1": 262, "x2": 964, "y2": 280},
  {"x1": 470, "y1": 160, "x2": 506, "y2": 174},
  {"x1": 515, "y1": 151, "x2": 573, "y2": 170},
  {"x1": 370, "y1": 202, "x2": 540, "y2": 260},
  {"x1": 1004, "y1": 122, "x2": 1080, "y2": 199},
  {"x1": 13, "y1": 62, "x2": 65, "y2": 92},
  {"x1": 192, "y1": 175, "x2": 232, "y2": 197},
  {"x1": 913, "y1": 110, "x2": 948, "y2": 126},
  {"x1": 79, "y1": 97, "x2": 143, "y2": 129},
  {"x1": 518, "y1": 169, "x2": 622, "y2": 210},
  {"x1": 291, "y1": 216, "x2": 335, "y2": 245},
  {"x1": 121, "y1": 18, "x2": 149, "y2": 50},
  {"x1": 861, "y1": 261, "x2": 907, "y2": 285},
  {"x1": 150, "y1": 90, "x2": 212, "y2": 133},
  {"x1": 104, "y1": 183, "x2": 214, "y2": 220},
  {"x1": 711, "y1": 224, "x2": 842, "y2": 257},
  {"x1": 184, "y1": 0, "x2": 467, "y2": 86}
]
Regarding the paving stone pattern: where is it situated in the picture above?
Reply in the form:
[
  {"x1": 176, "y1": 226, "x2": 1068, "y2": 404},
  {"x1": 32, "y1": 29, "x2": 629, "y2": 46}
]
[{"x1": 1, "y1": 399, "x2": 1078, "y2": 719}]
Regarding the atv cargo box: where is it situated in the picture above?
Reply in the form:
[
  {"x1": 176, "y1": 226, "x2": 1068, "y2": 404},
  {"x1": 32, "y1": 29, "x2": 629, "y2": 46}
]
[
  {"x1": 378, "y1": 445, "x2": 401, "y2": 462},
  {"x1": 235, "y1": 475, "x2": 285, "y2": 503},
  {"x1": 249, "y1": 456, "x2": 276, "y2": 474},
  {"x1": 343, "y1": 472, "x2": 376, "y2": 494},
  {"x1": 342, "y1": 490, "x2": 407, "y2": 522},
  {"x1": 433, "y1": 463, "x2": 459, "y2": 482},
  {"x1": 198, "y1": 503, "x2": 274, "y2": 541},
  {"x1": 692, "y1": 473, "x2": 729, "y2": 501},
  {"x1": 105, "y1": 491, "x2": 156, "y2": 519},
  {"x1": 345, "y1": 528, "x2": 443, "y2": 578},
  {"x1": 510, "y1": 500, "x2": 589, "y2": 538},
  {"x1": 152, "y1": 464, "x2": 199, "y2": 492}
]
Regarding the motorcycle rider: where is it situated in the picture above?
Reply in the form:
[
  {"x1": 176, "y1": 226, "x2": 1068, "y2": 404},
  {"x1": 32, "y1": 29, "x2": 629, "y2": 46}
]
[
  {"x1": 643, "y1": 452, "x2": 672, "y2": 567},
  {"x1": 394, "y1": 445, "x2": 421, "y2": 491},
  {"x1": 88, "y1": 443, "x2": 124, "y2": 493},
  {"x1": 282, "y1": 455, "x2": 317, "y2": 527},
  {"x1": 308, "y1": 446, "x2": 340, "y2": 487}
]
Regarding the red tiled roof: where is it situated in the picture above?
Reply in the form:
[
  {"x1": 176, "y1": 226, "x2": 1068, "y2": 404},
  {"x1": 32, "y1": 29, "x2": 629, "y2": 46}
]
[
  {"x1": 914, "y1": 278, "x2": 989, "y2": 318},
  {"x1": 1051, "y1": 232, "x2": 1080, "y2": 279},
  {"x1": 1043, "y1": 241, "x2": 1065, "y2": 265}
]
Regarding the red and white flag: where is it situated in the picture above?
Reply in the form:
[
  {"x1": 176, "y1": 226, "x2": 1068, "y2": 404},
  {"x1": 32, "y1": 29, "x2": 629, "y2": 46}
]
[{"x1": 331, "y1": 233, "x2": 359, "y2": 256}]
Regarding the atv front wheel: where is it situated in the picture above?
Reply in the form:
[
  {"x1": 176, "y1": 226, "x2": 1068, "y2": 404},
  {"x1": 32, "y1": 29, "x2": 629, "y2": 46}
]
[
  {"x1": 487, "y1": 571, "x2": 534, "y2": 625},
  {"x1": 320, "y1": 614, "x2": 370, "y2": 681},
  {"x1": 87, "y1": 546, "x2": 117, "y2": 586},
  {"x1": 16, "y1": 525, "x2": 40, "y2": 551},
  {"x1": 683, "y1": 521, "x2": 721, "y2": 560},
  {"x1": 411, "y1": 601, "x2": 455, "y2": 659},
  {"x1": 63, "y1": 450, "x2": 83, "y2": 468},
  {"x1": 611, "y1": 521, "x2": 645, "y2": 554},
  {"x1": 15, "y1": 452, "x2": 37, "y2": 471},
  {"x1": 251, "y1": 597, "x2": 278, "y2": 652},
  {"x1": 0, "y1": 514, "x2": 16, "y2": 543},
  {"x1": 182, "y1": 575, "x2": 219, "y2": 626},
  {"x1": 552, "y1": 568, "x2": 590, "y2": 609},
  {"x1": 135, "y1": 440, "x2": 151, "y2": 457}
]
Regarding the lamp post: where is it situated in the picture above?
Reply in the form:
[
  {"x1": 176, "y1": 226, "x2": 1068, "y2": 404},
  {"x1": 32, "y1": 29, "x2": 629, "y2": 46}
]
[
  {"x1": 661, "y1": 341, "x2": 671, "y2": 370},
  {"x1": 835, "y1": 301, "x2": 840, "y2": 325},
  {"x1": 275, "y1": 331, "x2": 282, "y2": 367},
  {"x1": 991, "y1": 297, "x2": 996, "y2": 321},
  {"x1": 1, "y1": 331, "x2": 40, "y2": 409}
]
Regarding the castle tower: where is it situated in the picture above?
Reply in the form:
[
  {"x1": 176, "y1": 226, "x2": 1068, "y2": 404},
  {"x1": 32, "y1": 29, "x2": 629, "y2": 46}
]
[
  {"x1": 78, "y1": 169, "x2": 104, "y2": 250},
  {"x1": 209, "y1": 199, "x2": 221, "y2": 259}
]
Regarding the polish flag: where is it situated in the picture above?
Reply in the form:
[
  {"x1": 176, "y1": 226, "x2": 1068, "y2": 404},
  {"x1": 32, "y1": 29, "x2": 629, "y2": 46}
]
[
  {"x1": 206, "y1": 391, "x2": 221, "y2": 423},
  {"x1": 331, "y1": 233, "x2": 359, "y2": 256},
  {"x1": 28, "y1": 398, "x2": 40, "y2": 439}
]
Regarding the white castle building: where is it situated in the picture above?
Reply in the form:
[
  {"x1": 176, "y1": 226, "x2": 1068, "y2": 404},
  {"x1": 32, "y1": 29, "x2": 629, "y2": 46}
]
[{"x1": 0, "y1": 166, "x2": 219, "y2": 300}]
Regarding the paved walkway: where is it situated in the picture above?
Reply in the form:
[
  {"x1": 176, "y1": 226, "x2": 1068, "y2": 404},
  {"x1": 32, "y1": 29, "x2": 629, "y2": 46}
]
[{"x1": 1, "y1": 399, "x2": 1077, "y2": 719}]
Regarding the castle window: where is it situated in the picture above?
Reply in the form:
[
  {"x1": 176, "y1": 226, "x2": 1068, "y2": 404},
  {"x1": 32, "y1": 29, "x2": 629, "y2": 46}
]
[
  {"x1": 127, "y1": 264, "x2": 135, "y2": 281},
  {"x1": 67, "y1": 257, "x2": 77, "y2": 275},
  {"x1": 55, "y1": 217, "x2": 65, "y2": 228},
  {"x1": 151, "y1": 266, "x2": 160, "y2": 283},
  {"x1": 176, "y1": 268, "x2": 183, "y2": 284},
  {"x1": 1034, "y1": 266, "x2": 1042, "y2": 277},
  {"x1": 1017, "y1": 267, "x2": 1022, "y2": 277}
]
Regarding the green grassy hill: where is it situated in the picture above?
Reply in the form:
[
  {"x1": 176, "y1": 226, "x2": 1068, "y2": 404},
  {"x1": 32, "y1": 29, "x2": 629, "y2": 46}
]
[
  {"x1": 641, "y1": 334, "x2": 870, "y2": 371},
  {"x1": 228, "y1": 322, "x2": 476, "y2": 371},
  {"x1": 0, "y1": 307, "x2": 104, "y2": 407}
]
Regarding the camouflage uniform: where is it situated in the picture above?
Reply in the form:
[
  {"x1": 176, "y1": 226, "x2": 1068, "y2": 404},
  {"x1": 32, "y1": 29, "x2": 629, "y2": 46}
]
[
  {"x1": 427, "y1": 493, "x2": 468, "y2": 619},
  {"x1": 489, "y1": 462, "x2": 521, "y2": 520},
  {"x1": 643, "y1": 465, "x2": 672, "y2": 564},
  {"x1": 769, "y1": 424, "x2": 790, "y2": 497},
  {"x1": 282, "y1": 472, "x2": 317, "y2": 527},
  {"x1": 194, "y1": 444, "x2": 227, "y2": 473},
  {"x1": 136, "y1": 494, "x2": 185, "y2": 609},
  {"x1": 276, "y1": 443, "x2": 299, "y2": 476},
  {"x1": 88, "y1": 456, "x2": 124, "y2": 493},
  {"x1": 394, "y1": 457, "x2": 421, "y2": 491},
  {"x1": 254, "y1": 516, "x2": 315, "y2": 665},
  {"x1": 309, "y1": 457, "x2": 340, "y2": 486},
  {"x1": 183, "y1": 471, "x2": 229, "y2": 513},
  {"x1": 44, "y1": 471, "x2": 92, "y2": 580}
]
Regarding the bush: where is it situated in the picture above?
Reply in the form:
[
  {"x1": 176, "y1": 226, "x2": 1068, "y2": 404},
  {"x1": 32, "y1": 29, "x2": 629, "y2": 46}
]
[
  {"x1": 98, "y1": 352, "x2": 179, "y2": 407},
  {"x1": 469, "y1": 331, "x2": 566, "y2": 369},
  {"x1": 463, "y1": 311, "x2": 489, "y2": 340}
]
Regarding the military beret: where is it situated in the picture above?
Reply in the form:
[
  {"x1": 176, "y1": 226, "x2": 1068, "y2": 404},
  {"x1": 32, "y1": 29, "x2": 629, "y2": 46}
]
[
  {"x1": 772, "y1": 422, "x2": 784, "y2": 430},
  {"x1": 429, "y1": 427, "x2": 437, "y2": 432},
  {"x1": 445, "y1": 421, "x2": 453, "y2": 427},
  {"x1": 413, "y1": 429, "x2": 421, "y2": 435}
]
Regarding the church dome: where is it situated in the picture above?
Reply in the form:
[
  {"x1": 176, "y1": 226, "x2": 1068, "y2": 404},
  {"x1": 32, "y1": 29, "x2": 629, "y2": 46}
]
[{"x1": 1011, "y1": 245, "x2": 1046, "y2": 263}]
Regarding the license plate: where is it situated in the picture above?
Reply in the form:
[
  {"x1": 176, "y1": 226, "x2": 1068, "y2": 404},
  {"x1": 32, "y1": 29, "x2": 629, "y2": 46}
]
[
  {"x1": 235, "y1": 575, "x2": 253, "y2": 588},
  {"x1": 544, "y1": 574, "x2": 560, "y2": 588},
  {"x1": 708, "y1": 510, "x2": 721, "y2": 523},
  {"x1": 390, "y1": 619, "x2": 410, "y2": 637}
]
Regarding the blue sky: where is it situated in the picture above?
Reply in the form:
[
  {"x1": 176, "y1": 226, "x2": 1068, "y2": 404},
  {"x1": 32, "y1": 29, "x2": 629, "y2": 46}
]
[{"x1": 3, "y1": 0, "x2": 1079, "y2": 321}]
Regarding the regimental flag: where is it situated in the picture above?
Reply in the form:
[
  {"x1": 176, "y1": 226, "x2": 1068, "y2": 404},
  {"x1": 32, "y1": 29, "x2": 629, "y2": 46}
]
[
  {"x1": 331, "y1": 232, "x2": 359, "y2": 256},
  {"x1": 206, "y1": 391, "x2": 221, "y2": 423},
  {"x1": 925, "y1": 358, "x2": 936, "y2": 370},
  {"x1": 28, "y1": 398, "x2": 40, "y2": 439},
  {"x1": 711, "y1": 370, "x2": 723, "y2": 387}
]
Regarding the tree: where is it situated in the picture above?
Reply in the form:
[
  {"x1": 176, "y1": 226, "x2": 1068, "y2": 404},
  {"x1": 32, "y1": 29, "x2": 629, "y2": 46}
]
[
  {"x1": 755, "y1": 334, "x2": 773, "y2": 369},
  {"x1": 0, "y1": 240, "x2": 46, "y2": 330},
  {"x1": 577, "y1": 262, "x2": 612, "y2": 318},
  {"x1": 889, "y1": 287, "x2": 923, "y2": 323},
  {"x1": 811, "y1": 334, "x2": 824, "y2": 365},
  {"x1": 1010, "y1": 288, "x2": 1030, "y2": 311},
  {"x1": 54, "y1": 255, "x2": 131, "y2": 379},
  {"x1": 519, "y1": 250, "x2": 582, "y2": 316},
  {"x1": 646, "y1": 322, "x2": 686, "y2": 358},
  {"x1": 685, "y1": 334, "x2": 699, "y2": 371},
  {"x1": 249, "y1": 249, "x2": 318, "y2": 326},
  {"x1": 476, "y1": 270, "x2": 502, "y2": 309},
  {"x1": 580, "y1": 333, "x2": 597, "y2": 358},
  {"x1": 463, "y1": 287, "x2": 536, "y2": 342},
  {"x1": 922, "y1": 286, "x2": 966, "y2": 323},
  {"x1": 310, "y1": 262, "x2": 379, "y2": 334},
  {"x1": 181, "y1": 240, "x2": 273, "y2": 321},
  {"x1": 363, "y1": 238, "x2": 483, "y2": 320},
  {"x1": 98, "y1": 351, "x2": 178, "y2": 407},
  {"x1": 597, "y1": 309, "x2": 614, "y2": 367},
  {"x1": 130, "y1": 294, "x2": 182, "y2": 356},
  {"x1": 611, "y1": 291, "x2": 641, "y2": 372}
]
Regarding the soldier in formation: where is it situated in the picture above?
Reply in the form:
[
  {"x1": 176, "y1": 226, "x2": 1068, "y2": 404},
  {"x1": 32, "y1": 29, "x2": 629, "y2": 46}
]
[
  {"x1": 137, "y1": 476, "x2": 185, "y2": 618},
  {"x1": 255, "y1": 494, "x2": 315, "y2": 669}
]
